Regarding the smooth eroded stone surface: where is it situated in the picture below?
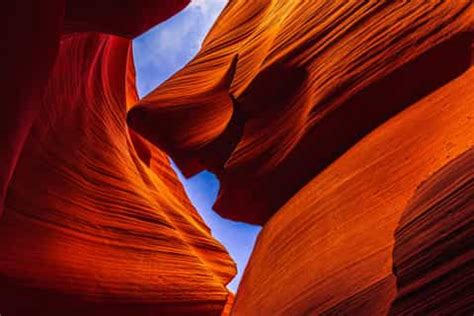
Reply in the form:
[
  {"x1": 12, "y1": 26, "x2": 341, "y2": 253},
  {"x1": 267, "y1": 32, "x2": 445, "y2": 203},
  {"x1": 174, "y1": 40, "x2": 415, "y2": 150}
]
[
  {"x1": 1, "y1": 0, "x2": 65, "y2": 217},
  {"x1": 129, "y1": 0, "x2": 474, "y2": 224},
  {"x1": 64, "y1": 0, "x2": 190, "y2": 38},
  {"x1": 390, "y1": 148, "x2": 474, "y2": 316},
  {"x1": 0, "y1": 32, "x2": 235, "y2": 316},
  {"x1": 230, "y1": 67, "x2": 474, "y2": 315}
]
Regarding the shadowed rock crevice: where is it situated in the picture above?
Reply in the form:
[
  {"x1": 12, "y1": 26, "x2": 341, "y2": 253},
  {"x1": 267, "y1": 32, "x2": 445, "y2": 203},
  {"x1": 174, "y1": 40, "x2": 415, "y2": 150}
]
[{"x1": 128, "y1": 55, "x2": 245, "y2": 177}]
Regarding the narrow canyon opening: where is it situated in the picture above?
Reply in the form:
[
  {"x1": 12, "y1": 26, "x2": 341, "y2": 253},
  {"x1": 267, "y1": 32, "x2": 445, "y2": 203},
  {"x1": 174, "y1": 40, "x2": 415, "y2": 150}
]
[
  {"x1": 2, "y1": 1, "x2": 473, "y2": 315},
  {"x1": 132, "y1": 0, "x2": 261, "y2": 293}
]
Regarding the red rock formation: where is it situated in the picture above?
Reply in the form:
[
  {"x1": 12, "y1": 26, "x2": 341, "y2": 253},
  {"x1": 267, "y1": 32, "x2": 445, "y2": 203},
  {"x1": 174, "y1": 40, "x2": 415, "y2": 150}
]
[
  {"x1": 128, "y1": 55, "x2": 242, "y2": 177},
  {"x1": 221, "y1": 293, "x2": 235, "y2": 316},
  {"x1": 0, "y1": 4, "x2": 236, "y2": 314},
  {"x1": 231, "y1": 67, "x2": 474, "y2": 314},
  {"x1": 2, "y1": 1, "x2": 65, "y2": 217},
  {"x1": 65, "y1": 0, "x2": 190, "y2": 37},
  {"x1": 128, "y1": 1, "x2": 474, "y2": 225},
  {"x1": 126, "y1": 2, "x2": 474, "y2": 311},
  {"x1": 1, "y1": 0, "x2": 190, "y2": 217},
  {"x1": 390, "y1": 148, "x2": 474, "y2": 315},
  {"x1": 3, "y1": 1, "x2": 473, "y2": 315}
]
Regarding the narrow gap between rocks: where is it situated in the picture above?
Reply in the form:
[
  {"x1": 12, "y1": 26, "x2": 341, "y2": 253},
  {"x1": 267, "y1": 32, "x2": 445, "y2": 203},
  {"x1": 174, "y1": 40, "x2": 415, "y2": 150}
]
[{"x1": 132, "y1": 0, "x2": 261, "y2": 292}]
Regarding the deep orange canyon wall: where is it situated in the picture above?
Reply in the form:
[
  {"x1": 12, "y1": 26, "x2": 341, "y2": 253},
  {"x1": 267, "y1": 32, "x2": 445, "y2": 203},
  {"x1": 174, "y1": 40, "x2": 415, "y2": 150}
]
[
  {"x1": 1, "y1": 2, "x2": 236, "y2": 315},
  {"x1": 2, "y1": 1, "x2": 473, "y2": 315},
  {"x1": 129, "y1": 0, "x2": 474, "y2": 225},
  {"x1": 127, "y1": 1, "x2": 474, "y2": 315},
  {"x1": 232, "y1": 67, "x2": 474, "y2": 315}
]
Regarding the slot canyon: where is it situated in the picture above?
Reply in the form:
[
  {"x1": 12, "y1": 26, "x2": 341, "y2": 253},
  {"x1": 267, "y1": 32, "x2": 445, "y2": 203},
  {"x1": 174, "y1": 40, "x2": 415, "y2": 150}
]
[{"x1": 1, "y1": 1, "x2": 473, "y2": 315}]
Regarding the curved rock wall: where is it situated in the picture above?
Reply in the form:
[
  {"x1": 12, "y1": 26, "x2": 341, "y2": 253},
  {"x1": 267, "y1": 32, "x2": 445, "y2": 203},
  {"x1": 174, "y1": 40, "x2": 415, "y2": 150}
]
[
  {"x1": 390, "y1": 148, "x2": 474, "y2": 315},
  {"x1": 231, "y1": 66, "x2": 474, "y2": 315},
  {"x1": 1, "y1": 0, "x2": 191, "y2": 218},
  {"x1": 0, "y1": 2, "x2": 235, "y2": 315},
  {"x1": 2, "y1": 1, "x2": 473, "y2": 315},
  {"x1": 129, "y1": 0, "x2": 474, "y2": 224}
]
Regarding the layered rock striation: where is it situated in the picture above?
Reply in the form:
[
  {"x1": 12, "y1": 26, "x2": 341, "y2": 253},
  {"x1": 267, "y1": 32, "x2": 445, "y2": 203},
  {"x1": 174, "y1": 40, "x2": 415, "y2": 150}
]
[
  {"x1": 129, "y1": 0, "x2": 474, "y2": 224},
  {"x1": 2, "y1": 0, "x2": 473, "y2": 315},
  {"x1": 1, "y1": 0, "x2": 191, "y2": 218},
  {"x1": 127, "y1": 3, "x2": 474, "y2": 311},
  {"x1": 1, "y1": 2, "x2": 236, "y2": 315},
  {"x1": 390, "y1": 148, "x2": 474, "y2": 315},
  {"x1": 232, "y1": 66, "x2": 474, "y2": 315}
]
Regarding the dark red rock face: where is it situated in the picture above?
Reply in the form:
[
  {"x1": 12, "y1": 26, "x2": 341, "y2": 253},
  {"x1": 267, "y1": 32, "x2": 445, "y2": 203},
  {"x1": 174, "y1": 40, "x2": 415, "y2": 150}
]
[
  {"x1": 129, "y1": 1, "x2": 474, "y2": 225},
  {"x1": 1, "y1": 0, "x2": 191, "y2": 218},
  {"x1": 1, "y1": 1, "x2": 65, "y2": 218},
  {"x1": 64, "y1": 0, "x2": 190, "y2": 37},
  {"x1": 0, "y1": 31, "x2": 234, "y2": 316},
  {"x1": 390, "y1": 148, "x2": 474, "y2": 316},
  {"x1": 0, "y1": 2, "x2": 235, "y2": 316}
]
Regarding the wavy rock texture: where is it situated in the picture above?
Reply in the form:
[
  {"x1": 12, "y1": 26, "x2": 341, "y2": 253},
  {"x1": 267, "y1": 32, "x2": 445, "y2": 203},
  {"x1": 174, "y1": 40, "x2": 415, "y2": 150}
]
[
  {"x1": 129, "y1": 1, "x2": 474, "y2": 224},
  {"x1": 1, "y1": 0, "x2": 190, "y2": 217},
  {"x1": 231, "y1": 66, "x2": 474, "y2": 315},
  {"x1": 390, "y1": 148, "x2": 474, "y2": 316},
  {"x1": 0, "y1": 30, "x2": 234, "y2": 316},
  {"x1": 3, "y1": 1, "x2": 473, "y2": 315}
]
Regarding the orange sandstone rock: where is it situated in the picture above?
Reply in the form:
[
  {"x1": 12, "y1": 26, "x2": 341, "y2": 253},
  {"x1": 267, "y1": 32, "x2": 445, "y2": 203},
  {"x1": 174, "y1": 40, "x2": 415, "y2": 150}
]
[
  {"x1": 0, "y1": 32, "x2": 235, "y2": 315},
  {"x1": 129, "y1": 0, "x2": 474, "y2": 225},
  {"x1": 221, "y1": 293, "x2": 235, "y2": 316},
  {"x1": 128, "y1": 55, "x2": 243, "y2": 177},
  {"x1": 1, "y1": 0, "x2": 191, "y2": 218},
  {"x1": 231, "y1": 67, "x2": 474, "y2": 315},
  {"x1": 3, "y1": 1, "x2": 473, "y2": 315},
  {"x1": 390, "y1": 148, "x2": 474, "y2": 315}
]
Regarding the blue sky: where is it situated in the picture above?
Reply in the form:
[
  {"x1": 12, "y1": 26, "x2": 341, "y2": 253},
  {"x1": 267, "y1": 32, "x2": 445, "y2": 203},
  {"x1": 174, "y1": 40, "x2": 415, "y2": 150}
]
[
  {"x1": 133, "y1": 0, "x2": 228, "y2": 94},
  {"x1": 132, "y1": 0, "x2": 261, "y2": 292}
]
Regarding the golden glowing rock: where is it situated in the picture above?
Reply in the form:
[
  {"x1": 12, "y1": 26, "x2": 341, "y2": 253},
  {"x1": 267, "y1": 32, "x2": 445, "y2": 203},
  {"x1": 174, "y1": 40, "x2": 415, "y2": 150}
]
[
  {"x1": 232, "y1": 68, "x2": 474, "y2": 315},
  {"x1": 130, "y1": 1, "x2": 473, "y2": 224}
]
